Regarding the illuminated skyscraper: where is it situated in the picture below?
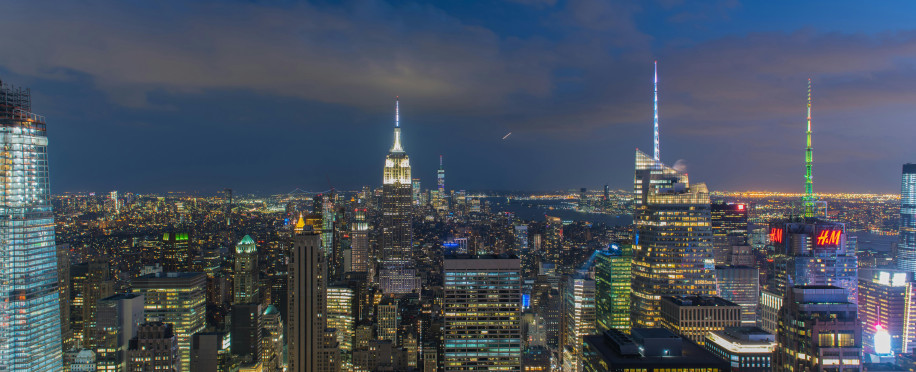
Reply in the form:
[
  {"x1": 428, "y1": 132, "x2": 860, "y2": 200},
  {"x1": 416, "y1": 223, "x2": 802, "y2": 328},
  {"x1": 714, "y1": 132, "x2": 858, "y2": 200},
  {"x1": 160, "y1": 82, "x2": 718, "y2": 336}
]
[
  {"x1": 629, "y1": 62, "x2": 716, "y2": 328},
  {"x1": 132, "y1": 272, "x2": 207, "y2": 372},
  {"x1": 443, "y1": 255, "x2": 522, "y2": 371},
  {"x1": 288, "y1": 225, "x2": 339, "y2": 372},
  {"x1": 715, "y1": 266, "x2": 759, "y2": 326},
  {"x1": 234, "y1": 235, "x2": 259, "y2": 304},
  {"x1": 765, "y1": 220, "x2": 858, "y2": 304},
  {"x1": 438, "y1": 154, "x2": 445, "y2": 197},
  {"x1": 563, "y1": 276, "x2": 596, "y2": 372},
  {"x1": 711, "y1": 202, "x2": 749, "y2": 265},
  {"x1": 630, "y1": 149, "x2": 717, "y2": 327},
  {"x1": 327, "y1": 285, "x2": 355, "y2": 370},
  {"x1": 0, "y1": 81, "x2": 63, "y2": 370},
  {"x1": 379, "y1": 98, "x2": 419, "y2": 295},
  {"x1": 898, "y1": 163, "x2": 916, "y2": 273},
  {"x1": 858, "y1": 269, "x2": 916, "y2": 355},
  {"x1": 595, "y1": 245, "x2": 632, "y2": 332},
  {"x1": 350, "y1": 207, "x2": 370, "y2": 273}
]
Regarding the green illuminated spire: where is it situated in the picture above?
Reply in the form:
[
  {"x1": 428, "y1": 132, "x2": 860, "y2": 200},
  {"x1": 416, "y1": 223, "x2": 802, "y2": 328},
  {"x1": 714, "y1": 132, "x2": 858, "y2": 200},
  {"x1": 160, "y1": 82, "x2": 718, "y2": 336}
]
[{"x1": 803, "y1": 78, "x2": 816, "y2": 218}]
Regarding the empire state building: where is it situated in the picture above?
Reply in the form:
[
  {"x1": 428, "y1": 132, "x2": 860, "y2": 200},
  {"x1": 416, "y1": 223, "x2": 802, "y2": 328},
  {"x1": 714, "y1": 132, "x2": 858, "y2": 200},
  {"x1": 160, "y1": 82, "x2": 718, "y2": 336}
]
[{"x1": 379, "y1": 98, "x2": 420, "y2": 295}]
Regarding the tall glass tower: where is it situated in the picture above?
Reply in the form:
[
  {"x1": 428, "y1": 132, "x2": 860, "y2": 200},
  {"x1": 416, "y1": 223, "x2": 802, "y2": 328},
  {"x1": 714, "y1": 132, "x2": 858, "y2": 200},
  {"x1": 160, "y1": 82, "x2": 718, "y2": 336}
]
[
  {"x1": 898, "y1": 163, "x2": 916, "y2": 273},
  {"x1": 0, "y1": 81, "x2": 63, "y2": 370}
]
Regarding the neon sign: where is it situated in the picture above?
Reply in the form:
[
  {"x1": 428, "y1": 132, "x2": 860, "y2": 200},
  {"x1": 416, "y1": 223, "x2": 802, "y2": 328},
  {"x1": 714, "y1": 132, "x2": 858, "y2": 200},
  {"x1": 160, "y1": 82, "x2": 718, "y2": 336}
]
[
  {"x1": 815, "y1": 229, "x2": 842, "y2": 247},
  {"x1": 769, "y1": 228, "x2": 784, "y2": 244}
]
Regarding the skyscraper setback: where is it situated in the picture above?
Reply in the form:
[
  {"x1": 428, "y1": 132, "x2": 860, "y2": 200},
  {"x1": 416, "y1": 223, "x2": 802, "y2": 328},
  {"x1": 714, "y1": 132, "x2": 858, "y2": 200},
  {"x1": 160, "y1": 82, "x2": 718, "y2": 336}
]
[
  {"x1": 379, "y1": 98, "x2": 419, "y2": 294},
  {"x1": 630, "y1": 63, "x2": 717, "y2": 327},
  {"x1": 0, "y1": 81, "x2": 63, "y2": 370}
]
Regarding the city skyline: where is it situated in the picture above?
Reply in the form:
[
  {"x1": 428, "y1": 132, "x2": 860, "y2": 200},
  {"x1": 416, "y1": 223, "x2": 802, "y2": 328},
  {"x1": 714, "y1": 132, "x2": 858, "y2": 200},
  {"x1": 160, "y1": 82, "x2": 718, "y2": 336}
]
[{"x1": 1, "y1": 1, "x2": 915, "y2": 194}]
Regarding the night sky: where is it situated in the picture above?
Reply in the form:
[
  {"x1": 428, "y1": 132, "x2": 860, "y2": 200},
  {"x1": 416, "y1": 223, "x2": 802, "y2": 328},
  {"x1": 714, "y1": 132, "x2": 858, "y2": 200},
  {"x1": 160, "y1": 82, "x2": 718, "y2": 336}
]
[{"x1": 1, "y1": 1, "x2": 915, "y2": 194}]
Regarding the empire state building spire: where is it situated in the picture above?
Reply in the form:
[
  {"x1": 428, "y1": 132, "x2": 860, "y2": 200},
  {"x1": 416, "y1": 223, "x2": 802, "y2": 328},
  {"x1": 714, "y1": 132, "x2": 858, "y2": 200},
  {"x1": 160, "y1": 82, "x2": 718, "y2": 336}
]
[{"x1": 391, "y1": 96, "x2": 404, "y2": 153}]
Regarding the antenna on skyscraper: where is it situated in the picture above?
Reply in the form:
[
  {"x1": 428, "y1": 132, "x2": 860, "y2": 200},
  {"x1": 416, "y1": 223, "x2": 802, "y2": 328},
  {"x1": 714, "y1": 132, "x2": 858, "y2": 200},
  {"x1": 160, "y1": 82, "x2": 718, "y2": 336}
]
[
  {"x1": 396, "y1": 96, "x2": 400, "y2": 128},
  {"x1": 653, "y1": 60, "x2": 660, "y2": 162},
  {"x1": 803, "y1": 78, "x2": 816, "y2": 218}
]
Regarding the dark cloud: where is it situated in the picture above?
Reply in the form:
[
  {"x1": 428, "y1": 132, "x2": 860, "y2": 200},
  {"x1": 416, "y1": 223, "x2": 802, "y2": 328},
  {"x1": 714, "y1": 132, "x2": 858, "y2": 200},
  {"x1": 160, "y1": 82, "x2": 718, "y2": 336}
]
[{"x1": 0, "y1": 0, "x2": 912, "y2": 193}]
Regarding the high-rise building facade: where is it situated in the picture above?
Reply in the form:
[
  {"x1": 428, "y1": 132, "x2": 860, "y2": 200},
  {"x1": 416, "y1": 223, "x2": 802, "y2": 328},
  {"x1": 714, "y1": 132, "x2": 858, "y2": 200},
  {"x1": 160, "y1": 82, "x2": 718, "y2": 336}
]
[
  {"x1": 858, "y1": 269, "x2": 916, "y2": 355},
  {"x1": 443, "y1": 255, "x2": 522, "y2": 371},
  {"x1": 379, "y1": 99, "x2": 419, "y2": 295},
  {"x1": 126, "y1": 322, "x2": 180, "y2": 371},
  {"x1": 288, "y1": 226, "x2": 338, "y2": 372},
  {"x1": 711, "y1": 202, "x2": 749, "y2": 265},
  {"x1": 595, "y1": 245, "x2": 632, "y2": 332},
  {"x1": 95, "y1": 293, "x2": 145, "y2": 372},
  {"x1": 899, "y1": 164, "x2": 916, "y2": 272},
  {"x1": 234, "y1": 235, "x2": 259, "y2": 304},
  {"x1": 350, "y1": 208, "x2": 370, "y2": 274},
  {"x1": 774, "y1": 286, "x2": 862, "y2": 372},
  {"x1": 631, "y1": 149, "x2": 717, "y2": 327},
  {"x1": 327, "y1": 285, "x2": 355, "y2": 370},
  {"x1": 132, "y1": 272, "x2": 207, "y2": 372},
  {"x1": 0, "y1": 81, "x2": 63, "y2": 370},
  {"x1": 767, "y1": 220, "x2": 858, "y2": 304},
  {"x1": 563, "y1": 276, "x2": 596, "y2": 372},
  {"x1": 715, "y1": 266, "x2": 760, "y2": 326},
  {"x1": 659, "y1": 296, "x2": 742, "y2": 345}
]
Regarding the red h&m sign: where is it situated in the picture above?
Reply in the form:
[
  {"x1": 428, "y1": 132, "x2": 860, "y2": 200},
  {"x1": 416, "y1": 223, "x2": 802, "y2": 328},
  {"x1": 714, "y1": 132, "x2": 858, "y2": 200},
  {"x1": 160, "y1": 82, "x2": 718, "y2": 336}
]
[
  {"x1": 816, "y1": 229, "x2": 843, "y2": 247},
  {"x1": 769, "y1": 227, "x2": 784, "y2": 244}
]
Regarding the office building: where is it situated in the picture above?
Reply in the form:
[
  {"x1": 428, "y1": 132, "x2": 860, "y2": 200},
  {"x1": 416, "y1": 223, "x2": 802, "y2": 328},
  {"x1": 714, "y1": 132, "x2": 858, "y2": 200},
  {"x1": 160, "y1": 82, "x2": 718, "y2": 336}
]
[
  {"x1": 234, "y1": 235, "x2": 259, "y2": 304},
  {"x1": 0, "y1": 81, "x2": 63, "y2": 369},
  {"x1": 631, "y1": 149, "x2": 717, "y2": 327},
  {"x1": 82, "y1": 260, "x2": 116, "y2": 349},
  {"x1": 858, "y1": 269, "x2": 916, "y2": 355},
  {"x1": 767, "y1": 220, "x2": 858, "y2": 304},
  {"x1": 377, "y1": 297, "x2": 399, "y2": 344},
  {"x1": 126, "y1": 322, "x2": 180, "y2": 371},
  {"x1": 350, "y1": 207, "x2": 370, "y2": 274},
  {"x1": 703, "y1": 327, "x2": 775, "y2": 372},
  {"x1": 715, "y1": 266, "x2": 760, "y2": 326},
  {"x1": 659, "y1": 296, "x2": 741, "y2": 345},
  {"x1": 161, "y1": 232, "x2": 191, "y2": 272},
  {"x1": 774, "y1": 286, "x2": 862, "y2": 372},
  {"x1": 230, "y1": 303, "x2": 262, "y2": 363},
  {"x1": 261, "y1": 305, "x2": 284, "y2": 372},
  {"x1": 899, "y1": 164, "x2": 916, "y2": 272},
  {"x1": 327, "y1": 285, "x2": 356, "y2": 369},
  {"x1": 95, "y1": 293, "x2": 145, "y2": 372},
  {"x1": 711, "y1": 202, "x2": 750, "y2": 265},
  {"x1": 443, "y1": 255, "x2": 522, "y2": 371},
  {"x1": 379, "y1": 98, "x2": 419, "y2": 295},
  {"x1": 190, "y1": 332, "x2": 234, "y2": 372},
  {"x1": 595, "y1": 245, "x2": 632, "y2": 332},
  {"x1": 582, "y1": 328, "x2": 730, "y2": 372},
  {"x1": 288, "y1": 226, "x2": 339, "y2": 372},
  {"x1": 564, "y1": 276, "x2": 597, "y2": 372},
  {"x1": 523, "y1": 346, "x2": 551, "y2": 372},
  {"x1": 132, "y1": 272, "x2": 207, "y2": 372},
  {"x1": 757, "y1": 291, "x2": 782, "y2": 335}
]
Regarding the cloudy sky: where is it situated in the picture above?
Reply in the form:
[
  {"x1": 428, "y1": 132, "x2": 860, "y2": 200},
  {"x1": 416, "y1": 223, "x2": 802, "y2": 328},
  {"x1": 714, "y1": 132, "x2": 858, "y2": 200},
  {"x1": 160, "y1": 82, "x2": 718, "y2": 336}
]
[{"x1": 1, "y1": 0, "x2": 914, "y2": 194}]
